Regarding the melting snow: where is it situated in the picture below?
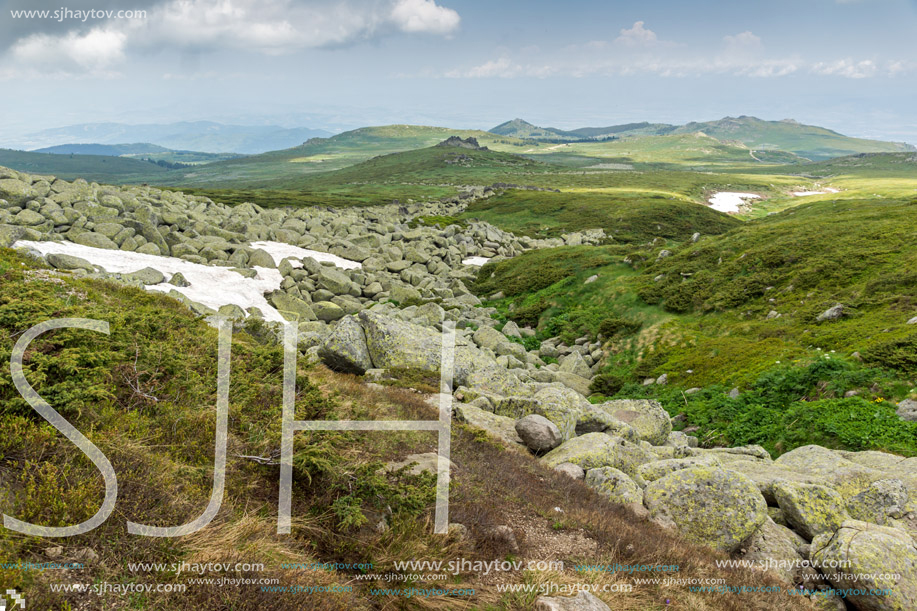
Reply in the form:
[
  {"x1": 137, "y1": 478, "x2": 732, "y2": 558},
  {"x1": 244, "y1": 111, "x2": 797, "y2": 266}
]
[
  {"x1": 250, "y1": 240, "x2": 361, "y2": 270},
  {"x1": 12, "y1": 240, "x2": 358, "y2": 323},
  {"x1": 792, "y1": 188, "x2": 840, "y2": 197},
  {"x1": 708, "y1": 192, "x2": 761, "y2": 214},
  {"x1": 462, "y1": 256, "x2": 490, "y2": 266}
]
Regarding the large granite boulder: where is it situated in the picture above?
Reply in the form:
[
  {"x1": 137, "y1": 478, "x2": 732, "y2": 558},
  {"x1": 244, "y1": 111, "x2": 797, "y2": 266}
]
[
  {"x1": 811, "y1": 520, "x2": 917, "y2": 611},
  {"x1": 595, "y1": 399, "x2": 671, "y2": 445},
  {"x1": 318, "y1": 316, "x2": 373, "y2": 374},
  {"x1": 643, "y1": 466, "x2": 767, "y2": 552}
]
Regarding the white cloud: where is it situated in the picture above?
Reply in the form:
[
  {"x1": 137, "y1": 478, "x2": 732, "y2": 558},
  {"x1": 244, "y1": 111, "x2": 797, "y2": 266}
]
[
  {"x1": 811, "y1": 58, "x2": 878, "y2": 78},
  {"x1": 2, "y1": 0, "x2": 461, "y2": 75},
  {"x1": 723, "y1": 31, "x2": 763, "y2": 54},
  {"x1": 11, "y1": 27, "x2": 127, "y2": 72},
  {"x1": 614, "y1": 21, "x2": 664, "y2": 47},
  {"x1": 390, "y1": 0, "x2": 460, "y2": 34}
]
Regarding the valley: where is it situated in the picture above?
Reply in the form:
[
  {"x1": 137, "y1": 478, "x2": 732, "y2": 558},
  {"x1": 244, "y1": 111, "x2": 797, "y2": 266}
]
[{"x1": 2, "y1": 117, "x2": 917, "y2": 611}]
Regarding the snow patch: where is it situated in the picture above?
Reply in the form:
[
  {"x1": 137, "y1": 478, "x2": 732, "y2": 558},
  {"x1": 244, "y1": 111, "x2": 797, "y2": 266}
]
[
  {"x1": 708, "y1": 192, "x2": 761, "y2": 214},
  {"x1": 250, "y1": 241, "x2": 361, "y2": 270},
  {"x1": 462, "y1": 256, "x2": 490, "y2": 266},
  {"x1": 13, "y1": 240, "x2": 289, "y2": 322},
  {"x1": 792, "y1": 188, "x2": 840, "y2": 197}
]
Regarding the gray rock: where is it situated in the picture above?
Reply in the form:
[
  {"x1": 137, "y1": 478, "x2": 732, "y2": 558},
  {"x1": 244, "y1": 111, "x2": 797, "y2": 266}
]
[
  {"x1": 268, "y1": 291, "x2": 317, "y2": 322},
  {"x1": 896, "y1": 398, "x2": 917, "y2": 422},
  {"x1": 454, "y1": 403, "x2": 522, "y2": 446},
  {"x1": 73, "y1": 231, "x2": 119, "y2": 250},
  {"x1": 11, "y1": 209, "x2": 46, "y2": 226},
  {"x1": 553, "y1": 371, "x2": 593, "y2": 396},
  {"x1": 217, "y1": 304, "x2": 246, "y2": 320},
  {"x1": 168, "y1": 272, "x2": 190, "y2": 287},
  {"x1": 248, "y1": 248, "x2": 276, "y2": 268},
  {"x1": 773, "y1": 481, "x2": 849, "y2": 540},
  {"x1": 595, "y1": 399, "x2": 671, "y2": 446},
  {"x1": 318, "y1": 316, "x2": 373, "y2": 374},
  {"x1": 502, "y1": 320, "x2": 522, "y2": 337},
  {"x1": 554, "y1": 462, "x2": 585, "y2": 480},
  {"x1": 811, "y1": 520, "x2": 917, "y2": 611},
  {"x1": 847, "y1": 479, "x2": 910, "y2": 525},
  {"x1": 558, "y1": 351, "x2": 592, "y2": 378},
  {"x1": 46, "y1": 253, "x2": 95, "y2": 272},
  {"x1": 313, "y1": 301, "x2": 346, "y2": 322},
  {"x1": 643, "y1": 466, "x2": 767, "y2": 553},
  {"x1": 907, "y1": 316, "x2": 917, "y2": 325},
  {"x1": 514, "y1": 414, "x2": 562, "y2": 453},
  {"x1": 124, "y1": 267, "x2": 166, "y2": 285},
  {"x1": 585, "y1": 467, "x2": 643, "y2": 505},
  {"x1": 738, "y1": 517, "x2": 806, "y2": 584},
  {"x1": 816, "y1": 304, "x2": 845, "y2": 322}
]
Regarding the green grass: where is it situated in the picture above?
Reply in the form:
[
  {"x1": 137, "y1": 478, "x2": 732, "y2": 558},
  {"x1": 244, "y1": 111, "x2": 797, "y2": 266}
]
[{"x1": 462, "y1": 188, "x2": 741, "y2": 241}]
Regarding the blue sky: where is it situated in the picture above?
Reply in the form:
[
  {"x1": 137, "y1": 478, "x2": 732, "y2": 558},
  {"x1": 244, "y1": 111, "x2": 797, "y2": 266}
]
[{"x1": 1, "y1": 0, "x2": 916, "y2": 143}]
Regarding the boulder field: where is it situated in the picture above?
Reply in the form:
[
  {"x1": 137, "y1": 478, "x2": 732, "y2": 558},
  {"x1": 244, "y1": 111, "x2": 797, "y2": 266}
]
[{"x1": 3, "y1": 166, "x2": 916, "y2": 610}]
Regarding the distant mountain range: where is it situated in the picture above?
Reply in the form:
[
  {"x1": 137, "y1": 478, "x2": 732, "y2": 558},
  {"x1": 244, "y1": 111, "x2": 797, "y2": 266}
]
[
  {"x1": 19, "y1": 121, "x2": 333, "y2": 155},
  {"x1": 489, "y1": 116, "x2": 916, "y2": 160}
]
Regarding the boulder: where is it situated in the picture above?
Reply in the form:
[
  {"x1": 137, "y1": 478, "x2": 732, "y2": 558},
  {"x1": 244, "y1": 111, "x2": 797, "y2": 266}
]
[
  {"x1": 553, "y1": 371, "x2": 593, "y2": 396},
  {"x1": 454, "y1": 403, "x2": 522, "y2": 446},
  {"x1": 596, "y1": 399, "x2": 672, "y2": 446},
  {"x1": 73, "y1": 231, "x2": 119, "y2": 250},
  {"x1": 318, "y1": 316, "x2": 373, "y2": 374},
  {"x1": 554, "y1": 462, "x2": 585, "y2": 480},
  {"x1": 514, "y1": 414, "x2": 562, "y2": 453},
  {"x1": 811, "y1": 520, "x2": 917, "y2": 611},
  {"x1": 816, "y1": 304, "x2": 845, "y2": 322},
  {"x1": 0, "y1": 178, "x2": 34, "y2": 205},
  {"x1": 124, "y1": 267, "x2": 166, "y2": 285},
  {"x1": 317, "y1": 267, "x2": 354, "y2": 295},
  {"x1": 558, "y1": 352, "x2": 592, "y2": 378},
  {"x1": 268, "y1": 291, "x2": 317, "y2": 322},
  {"x1": 738, "y1": 517, "x2": 806, "y2": 584},
  {"x1": 773, "y1": 481, "x2": 849, "y2": 540},
  {"x1": 585, "y1": 467, "x2": 643, "y2": 505},
  {"x1": 46, "y1": 253, "x2": 95, "y2": 272},
  {"x1": 897, "y1": 399, "x2": 917, "y2": 422},
  {"x1": 847, "y1": 479, "x2": 910, "y2": 525},
  {"x1": 542, "y1": 433, "x2": 653, "y2": 479},
  {"x1": 637, "y1": 455, "x2": 722, "y2": 483},
  {"x1": 472, "y1": 326, "x2": 506, "y2": 350},
  {"x1": 312, "y1": 301, "x2": 346, "y2": 322},
  {"x1": 168, "y1": 272, "x2": 190, "y2": 287},
  {"x1": 643, "y1": 466, "x2": 767, "y2": 552},
  {"x1": 248, "y1": 248, "x2": 276, "y2": 268},
  {"x1": 11, "y1": 209, "x2": 46, "y2": 226}
]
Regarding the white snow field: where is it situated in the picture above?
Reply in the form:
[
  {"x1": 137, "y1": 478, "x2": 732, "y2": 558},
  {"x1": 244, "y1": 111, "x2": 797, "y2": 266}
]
[
  {"x1": 13, "y1": 240, "x2": 361, "y2": 323},
  {"x1": 707, "y1": 192, "x2": 761, "y2": 213}
]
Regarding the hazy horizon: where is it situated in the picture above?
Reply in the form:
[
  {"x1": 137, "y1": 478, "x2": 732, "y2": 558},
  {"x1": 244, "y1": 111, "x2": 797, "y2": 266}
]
[{"x1": 2, "y1": 0, "x2": 917, "y2": 145}]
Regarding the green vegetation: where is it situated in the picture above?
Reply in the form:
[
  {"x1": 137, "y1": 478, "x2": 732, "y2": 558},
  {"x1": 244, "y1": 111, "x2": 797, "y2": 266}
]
[
  {"x1": 0, "y1": 148, "x2": 167, "y2": 183},
  {"x1": 607, "y1": 356, "x2": 917, "y2": 458},
  {"x1": 462, "y1": 188, "x2": 741, "y2": 240}
]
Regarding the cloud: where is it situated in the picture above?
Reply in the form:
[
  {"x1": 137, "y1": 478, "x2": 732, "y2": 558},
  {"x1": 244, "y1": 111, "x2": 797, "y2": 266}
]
[
  {"x1": 11, "y1": 27, "x2": 127, "y2": 72},
  {"x1": 614, "y1": 21, "x2": 664, "y2": 47},
  {"x1": 723, "y1": 31, "x2": 763, "y2": 54},
  {"x1": 390, "y1": 0, "x2": 460, "y2": 34},
  {"x1": 2, "y1": 0, "x2": 462, "y2": 75},
  {"x1": 811, "y1": 58, "x2": 878, "y2": 78}
]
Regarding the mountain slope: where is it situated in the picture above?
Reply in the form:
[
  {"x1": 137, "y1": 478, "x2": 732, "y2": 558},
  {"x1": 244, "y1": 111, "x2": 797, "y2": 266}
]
[
  {"x1": 671, "y1": 116, "x2": 915, "y2": 160},
  {"x1": 20, "y1": 121, "x2": 332, "y2": 154},
  {"x1": 0, "y1": 148, "x2": 168, "y2": 182},
  {"x1": 490, "y1": 116, "x2": 914, "y2": 160}
]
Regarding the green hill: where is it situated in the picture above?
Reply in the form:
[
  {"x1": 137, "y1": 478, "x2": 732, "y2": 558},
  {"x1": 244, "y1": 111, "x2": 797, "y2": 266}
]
[
  {"x1": 162, "y1": 125, "x2": 531, "y2": 190},
  {"x1": 0, "y1": 148, "x2": 168, "y2": 183},
  {"x1": 672, "y1": 116, "x2": 915, "y2": 161}
]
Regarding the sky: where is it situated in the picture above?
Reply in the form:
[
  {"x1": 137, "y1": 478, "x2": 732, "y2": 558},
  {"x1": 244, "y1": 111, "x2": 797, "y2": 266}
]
[{"x1": 1, "y1": 0, "x2": 917, "y2": 144}]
